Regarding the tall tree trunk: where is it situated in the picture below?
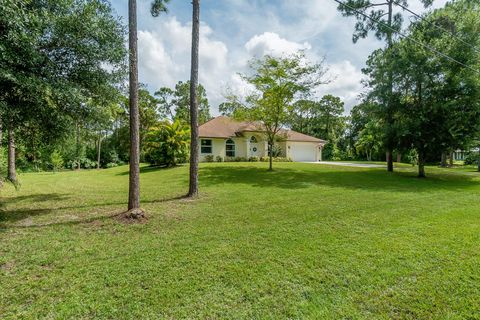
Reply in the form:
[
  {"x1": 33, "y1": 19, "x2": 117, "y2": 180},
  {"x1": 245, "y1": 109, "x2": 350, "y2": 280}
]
[
  {"x1": 418, "y1": 151, "x2": 426, "y2": 178},
  {"x1": 188, "y1": 0, "x2": 200, "y2": 198},
  {"x1": 128, "y1": 0, "x2": 142, "y2": 213},
  {"x1": 449, "y1": 151, "x2": 454, "y2": 167},
  {"x1": 97, "y1": 131, "x2": 102, "y2": 170},
  {"x1": 7, "y1": 125, "x2": 17, "y2": 183},
  {"x1": 385, "y1": 0, "x2": 394, "y2": 173},
  {"x1": 396, "y1": 153, "x2": 401, "y2": 163},
  {"x1": 440, "y1": 152, "x2": 447, "y2": 168}
]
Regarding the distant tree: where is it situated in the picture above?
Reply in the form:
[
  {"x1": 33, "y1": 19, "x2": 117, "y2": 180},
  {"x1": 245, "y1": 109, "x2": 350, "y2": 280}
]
[
  {"x1": 157, "y1": 81, "x2": 211, "y2": 125},
  {"x1": 355, "y1": 120, "x2": 384, "y2": 161},
  {"x1": 231, "y1": 52, "x2": 329, "y2": 170}
]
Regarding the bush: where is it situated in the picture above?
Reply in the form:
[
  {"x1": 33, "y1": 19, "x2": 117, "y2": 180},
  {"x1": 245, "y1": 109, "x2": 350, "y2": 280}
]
[
  {"x1": 216, "y1": 156, "x2": 224, "y2": 162},
  {"x1": 224, "y1": 156, "x2": 235, "y2": 162},
  {"x1": 106, "y1": 162, "x2": 118, "y2": 168},
  {"x1": 268, "y1": 145, "x2": 283, "y2": 157},
  {"x1": 234, "y1": 156, "x2": 247, "y2": 162},
  {"x1": 464, "y1": 152, "x2": 479, "y2": 165},
  {"x1": 204, "y1": 155, "x2": 215, "y2": 162},
  {"x1": 50, "y1": 150, "x2": 64, "y2": 172},
  {"x1": 144, "y1": 120, "x2": 190, "y2": 167},
  {"x1": 248, "y1": 156, "x2": 259, "y2": 162}
]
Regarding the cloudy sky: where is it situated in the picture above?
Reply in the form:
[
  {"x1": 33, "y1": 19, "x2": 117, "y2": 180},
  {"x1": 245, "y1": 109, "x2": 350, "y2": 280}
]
[{"x1": 111, "y1": 0, "x2": 447, "y2": 114}]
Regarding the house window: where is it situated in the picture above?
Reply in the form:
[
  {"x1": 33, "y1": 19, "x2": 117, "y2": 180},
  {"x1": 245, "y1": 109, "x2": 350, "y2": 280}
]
[
  {"x1": 201, "y1": 139, "x2": 212, "y2": 154},
  {"x1": 250, "y1": 136, "x2": 258, "y2": 143},
  {"x1": 226, "y1": 139, "x2": 235, "y2": 157}
]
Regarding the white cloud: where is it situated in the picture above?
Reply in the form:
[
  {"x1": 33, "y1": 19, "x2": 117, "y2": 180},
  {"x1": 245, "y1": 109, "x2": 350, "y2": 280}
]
[
  {"x1": 137, "y1": 17, "x2": 229, "y2": 110},
  {"x1": 318, "y1": 61, "x2": 365, "y2": 111},
  {"x1": 245, "y1": 32, "x2": 312, "y2": 57}
]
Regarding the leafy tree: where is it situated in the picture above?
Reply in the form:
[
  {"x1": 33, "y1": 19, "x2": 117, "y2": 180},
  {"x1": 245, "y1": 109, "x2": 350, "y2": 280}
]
[
  {"x1": 156, "y1": 81, "x2": 211, "y2": 125},
  {"x1": 231, "y1": 52, "x2": 329, "y2": 170},
  {"x1": 355, "y1": 120, "x2": 384, "y2": 161},
  {"x1": 383, "y1": 0, "x2": 480, "y2": 177},
  {"x1": 0, "y1": 0, "x2": 127, "y2": 183},
  {"x1": 144, "y1": 120, "x2": 190, "y2": 167},
  {"x1": 338, "y1": 0, "x2": 434, "y2": 171},
  {"x1": 50, "y1": 150, "x2": 64, "y2": 172}
]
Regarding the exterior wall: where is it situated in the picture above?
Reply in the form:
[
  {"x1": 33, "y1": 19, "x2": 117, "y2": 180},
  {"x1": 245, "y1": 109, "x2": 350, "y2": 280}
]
[
  {"x1": 199, "y1": 138, "x2": 225, "y2": 162},
  {"x1": 200, "y1": 135, "x2": 322, "y2": 162}
]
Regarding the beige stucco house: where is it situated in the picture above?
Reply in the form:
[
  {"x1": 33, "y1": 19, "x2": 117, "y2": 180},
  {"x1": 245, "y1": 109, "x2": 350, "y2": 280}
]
[{"x1": 199, "y1": 116, "x2": 326, "y2": 162}]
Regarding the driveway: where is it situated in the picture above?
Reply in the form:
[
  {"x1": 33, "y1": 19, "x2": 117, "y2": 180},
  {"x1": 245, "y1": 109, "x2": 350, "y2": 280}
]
[{"x1": 311, "y1": 161, "x2": 386, "y2": 168}]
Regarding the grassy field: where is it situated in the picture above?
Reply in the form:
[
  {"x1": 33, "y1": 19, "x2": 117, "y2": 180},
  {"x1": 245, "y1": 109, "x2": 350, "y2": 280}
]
[{"x1": 1, "y1": 162, "x2": 480, "y2": 319}]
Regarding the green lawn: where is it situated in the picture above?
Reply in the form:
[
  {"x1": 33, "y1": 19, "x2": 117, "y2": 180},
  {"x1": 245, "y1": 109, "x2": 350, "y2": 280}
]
[{"x1": 1, "y1": 162, "x2": 480, "y2": 319}]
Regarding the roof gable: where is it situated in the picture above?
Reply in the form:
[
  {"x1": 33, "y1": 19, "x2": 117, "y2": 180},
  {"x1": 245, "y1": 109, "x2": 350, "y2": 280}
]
[{"x1": 199, "y1": 116, "x2": 326, "y2": 143}]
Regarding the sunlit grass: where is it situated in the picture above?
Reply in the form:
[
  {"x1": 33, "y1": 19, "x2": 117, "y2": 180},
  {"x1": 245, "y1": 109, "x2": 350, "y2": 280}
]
[{"x1": 1, "y1": 162, "x2": 479, "y2": 319}]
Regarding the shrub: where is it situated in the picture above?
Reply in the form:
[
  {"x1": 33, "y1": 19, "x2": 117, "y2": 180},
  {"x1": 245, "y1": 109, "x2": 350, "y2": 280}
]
[
  {"x1": 224, "y1": 156, "x2": 235, "y2": 162},
  {"x1": 216, "y1": 156, "x2": 224, "y2": 162},
  {"x1": 50, "y1": 150, "x2": 64, "y2": 172},
  {"x1": 268, "y1": 145, "x2": 283, "y2": 157},
  {"x1": 106, "y1": 162, "x2": 118, "y2": 168},
  {"x1": 248, "y1": 156, "x2": 259, "y2": 162},
  {"x1": 204, "y1": 155, "x2": 215, "y2": 162},
  {"x1": 144, "y1": 120, "x2": 190, "y2": 167},
  {"x1": 259, "y1": 156, "x2": 269, "y2": 162},
  {"x1": 234, "y1": 156, "x2": 247, "y2": 162}
]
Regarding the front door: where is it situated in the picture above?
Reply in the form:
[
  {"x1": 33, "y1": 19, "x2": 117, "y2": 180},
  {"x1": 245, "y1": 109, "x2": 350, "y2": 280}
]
[{"x1": 249, "y1": 136, "x2": 260, "y2": 157}]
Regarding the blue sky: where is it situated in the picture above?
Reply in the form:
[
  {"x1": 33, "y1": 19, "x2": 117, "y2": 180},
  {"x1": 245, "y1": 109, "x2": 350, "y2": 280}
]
[{"x1": 110, "y1": 0, "x2": 447, "y2": 114}]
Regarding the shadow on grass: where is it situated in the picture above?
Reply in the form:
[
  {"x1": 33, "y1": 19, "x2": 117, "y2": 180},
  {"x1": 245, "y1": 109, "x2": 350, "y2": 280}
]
[
  {"x1": 115, "y1": 164, "x2": 186, "y2": 176},
  {"x1": 199, "y1": 165, "x2": 480, "y2": 193},
  {"x1": 0, "y1": 194, "x2": 187, "y2": 229}
]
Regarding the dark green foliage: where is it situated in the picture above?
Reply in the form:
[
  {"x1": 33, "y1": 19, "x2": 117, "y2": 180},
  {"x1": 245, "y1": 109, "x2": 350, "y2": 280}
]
[
  {"x1": 156, "y1": 81, "x2": 212, "y2": 125},
  {"x1": 144, "y1": 120, "x2": 190, "y2": 167}
]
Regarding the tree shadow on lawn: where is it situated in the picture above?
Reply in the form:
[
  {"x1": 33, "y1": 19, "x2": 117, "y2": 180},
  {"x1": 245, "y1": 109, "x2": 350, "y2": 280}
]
[
  {"x1": 199, "y1": 165, "x2": 480, "y2": 193},
  {"x1": 115, "y1": 164, "x2": 186, "y2": 176},
  {"x1": 0, "y1": 193, "x2": 186, "y2": 229}
]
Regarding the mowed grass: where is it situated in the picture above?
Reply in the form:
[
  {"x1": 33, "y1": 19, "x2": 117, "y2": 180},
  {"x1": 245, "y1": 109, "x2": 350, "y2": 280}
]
[{"x1": 1, "y1": 162, "x2": 480, "y2": 319}]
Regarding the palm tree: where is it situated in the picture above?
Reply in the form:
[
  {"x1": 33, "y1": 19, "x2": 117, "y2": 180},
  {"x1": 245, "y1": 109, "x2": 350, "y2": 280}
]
[
  {"x1": 127, "y1": 0, "x2": 143, "y2": 217},
  {"x1": 188, "y1": 0, "x2": 200, "y2": 197}
]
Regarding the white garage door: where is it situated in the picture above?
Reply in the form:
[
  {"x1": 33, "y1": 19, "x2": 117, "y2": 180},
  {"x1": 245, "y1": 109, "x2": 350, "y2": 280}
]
[{"x1": 290, "y1": 143, "x2": 317, "y2": 162}]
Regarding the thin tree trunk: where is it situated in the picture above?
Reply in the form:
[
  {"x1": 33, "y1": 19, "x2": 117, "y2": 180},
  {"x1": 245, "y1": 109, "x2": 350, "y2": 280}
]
[
  {"x1": 188, "y1": 0, "x2": 200, "y2": 198},
  {"x1": 440, "y1": 152, "x2": 447, "y2": 168},
  {"x1": 449, "y1": 151, "x2": 454, "y2": 167},
  {"x1": 76, "y1": 122, "x2": 81, "y2": 170},
  {"x1": 0, "y1": 116, "x2": 3, "y2": 147},
  {"x1": 128, "y1": 0, "x2": 142, "y2": 213},
  {"x1": 386, "y1": 151, "x2": 393, "y2": 171},
  {"x1": 268, "y1": 141, "x2": 273, "y2": 171},
  {"x1": 418, "y1": 151, "x2": 426, "y2": 178},
  {"x1": 7, "y1": 125, "x2": 17, "y2": 183},
  {"x1": 396, "y1": 153, "x2": 401, "y2": 163},
  {"x1": 97, "y1": 131, "x2": 102, "y2": 170}
]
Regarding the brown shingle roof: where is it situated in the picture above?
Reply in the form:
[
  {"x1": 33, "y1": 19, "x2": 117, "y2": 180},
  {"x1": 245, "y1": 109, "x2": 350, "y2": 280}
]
[{"x1": 199, "y1": 116, "x2": 326, "y2": 144}]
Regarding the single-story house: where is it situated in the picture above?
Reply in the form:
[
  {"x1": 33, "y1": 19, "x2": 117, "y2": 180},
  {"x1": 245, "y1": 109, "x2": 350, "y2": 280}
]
[{"x1": 199, "y1": 116, "x2": 327, "y2": 162}]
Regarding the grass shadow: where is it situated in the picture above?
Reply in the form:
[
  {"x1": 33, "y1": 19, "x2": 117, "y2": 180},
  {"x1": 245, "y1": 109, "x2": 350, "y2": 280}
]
[
  {"x1": 116, "y1": 164, "x2": 186, "y2": 176},
  {"x1": 199, "y1": 165, "x2": 480, "y2": 193},
  {"x1": 0, "y1": 194, "x2": 188, "y2": 230}
]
